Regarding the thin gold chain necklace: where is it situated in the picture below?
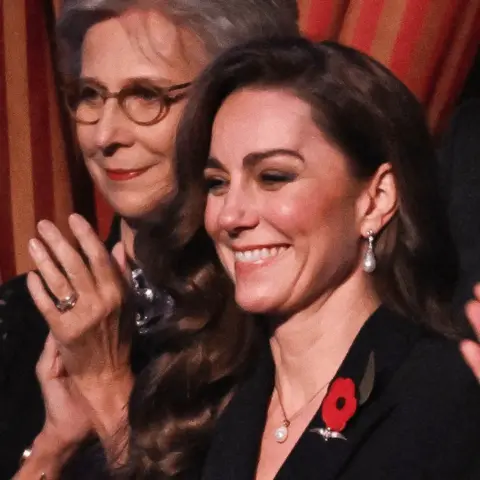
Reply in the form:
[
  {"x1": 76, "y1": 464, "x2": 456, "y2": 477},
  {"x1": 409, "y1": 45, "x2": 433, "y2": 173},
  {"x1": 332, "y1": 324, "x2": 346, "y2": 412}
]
[{"x1": 273, "y1": 379, "x2": 331, "y2": 443}]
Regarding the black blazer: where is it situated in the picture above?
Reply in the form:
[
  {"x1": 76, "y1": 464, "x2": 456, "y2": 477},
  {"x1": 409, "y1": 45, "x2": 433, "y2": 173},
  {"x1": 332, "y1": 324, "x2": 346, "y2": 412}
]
[{"x1": 202, "y1": 306, "x2": 480, "y2": 480}]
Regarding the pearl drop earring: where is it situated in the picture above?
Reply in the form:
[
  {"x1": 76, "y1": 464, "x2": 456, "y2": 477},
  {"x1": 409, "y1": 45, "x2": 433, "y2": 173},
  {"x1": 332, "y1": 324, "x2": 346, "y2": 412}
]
[{"x1": 363, "y1": 230, "x2": 376, "y2": 273}]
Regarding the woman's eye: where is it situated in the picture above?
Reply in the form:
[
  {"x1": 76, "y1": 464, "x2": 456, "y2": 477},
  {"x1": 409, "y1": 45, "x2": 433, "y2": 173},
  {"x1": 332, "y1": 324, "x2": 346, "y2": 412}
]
[
  {"x1": 260, "y1": 171, "x2": 296, "y2": 186},
  {"x1": 130, "y1": 86, "x2": 160, "y2": 102},
  {"x1": 205, "y1": 177, "x2": 228, "y2": 195},
  {"x1": 79, "y1": 86, "x2": 101, "y2": 103}
]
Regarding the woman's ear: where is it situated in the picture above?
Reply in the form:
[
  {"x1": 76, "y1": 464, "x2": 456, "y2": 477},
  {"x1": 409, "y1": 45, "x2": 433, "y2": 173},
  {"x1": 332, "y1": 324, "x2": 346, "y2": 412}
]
[{"x1": 357, "y1": 163, "x2": 397, "y2": 236}]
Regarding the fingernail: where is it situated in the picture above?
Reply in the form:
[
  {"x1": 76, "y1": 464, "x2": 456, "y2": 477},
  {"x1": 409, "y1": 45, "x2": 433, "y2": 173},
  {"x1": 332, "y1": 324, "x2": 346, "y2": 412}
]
[
  {"x1": 37, "y1": 220, "x2": 54, "y2": 236},
  {"x1": 28, "y1": 238, "x2": 42, "y2": 254},
  {"x1": 69, "y1": 213, "x2": 87, "y2": 231},
  {"x1": 69, "y1": 213, "x2": 81, "y2": 223}
]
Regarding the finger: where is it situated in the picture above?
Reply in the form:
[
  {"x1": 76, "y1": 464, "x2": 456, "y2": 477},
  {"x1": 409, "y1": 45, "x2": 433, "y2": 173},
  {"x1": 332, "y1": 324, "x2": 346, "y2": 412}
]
[
  {"x1": 37, "y1": 219, "x2": 95, "y2": 295},
  {"x1": 460, "y1": 340, "x2": 480, "y2": 382},
  {"x1": 465, "y1": 300, "x2": 480, "y2": 340},
  {"x1": 28, "y1": 238, "x2": 74, "y2": 302},
  {"x1": 28, "y1": 272, "x2": 86, "y2": 346},
  {"x1": 111, "y1": 242, "x2": 132, "y2": 284},
  {"x1": 69, "y1": 214, "x2": 123, "y2": 290},
  {"x1": 36, "y1": 333, "x2": 58, "y2": 383},
  {"x1": 27, "y1": 271, "x2": 65, "y2": 330}
]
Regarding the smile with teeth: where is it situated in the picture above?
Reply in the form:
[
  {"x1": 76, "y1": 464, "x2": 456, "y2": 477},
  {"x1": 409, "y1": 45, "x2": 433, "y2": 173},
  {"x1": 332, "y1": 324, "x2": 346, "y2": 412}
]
[{"x1": 234, "y1": 246, "x2": 289, "y2": 263}]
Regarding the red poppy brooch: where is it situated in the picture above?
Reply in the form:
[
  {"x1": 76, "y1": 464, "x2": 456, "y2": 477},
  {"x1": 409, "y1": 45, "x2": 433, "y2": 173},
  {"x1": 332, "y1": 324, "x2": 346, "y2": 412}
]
[{"x1": 310, "y1": 351, "x2": 375, "y2": 442}]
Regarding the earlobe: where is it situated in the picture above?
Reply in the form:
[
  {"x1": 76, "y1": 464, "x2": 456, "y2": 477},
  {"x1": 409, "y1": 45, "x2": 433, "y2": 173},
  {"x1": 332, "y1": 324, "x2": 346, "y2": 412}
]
[{"x1": 360, "y1": 163, "x2": 397, "y2": 235}]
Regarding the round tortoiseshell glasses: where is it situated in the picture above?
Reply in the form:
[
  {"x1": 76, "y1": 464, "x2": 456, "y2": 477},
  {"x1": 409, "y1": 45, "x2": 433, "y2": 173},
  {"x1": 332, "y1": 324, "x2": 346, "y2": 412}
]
[{"x1": 64, "y1": 79, "x2": 192, "y2": 126}]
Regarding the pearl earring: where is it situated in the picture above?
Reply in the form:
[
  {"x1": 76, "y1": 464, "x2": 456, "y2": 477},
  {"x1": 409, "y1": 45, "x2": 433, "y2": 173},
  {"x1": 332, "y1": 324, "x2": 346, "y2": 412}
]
[{"x1": 363, "y1": 230, "x2": 376, "y2": 273}]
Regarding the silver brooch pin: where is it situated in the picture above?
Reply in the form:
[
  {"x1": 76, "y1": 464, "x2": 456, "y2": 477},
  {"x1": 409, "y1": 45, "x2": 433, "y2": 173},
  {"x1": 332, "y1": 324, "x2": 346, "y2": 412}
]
[{"x1": 310, "y1": 427, "x2": 347, "y2": 441}]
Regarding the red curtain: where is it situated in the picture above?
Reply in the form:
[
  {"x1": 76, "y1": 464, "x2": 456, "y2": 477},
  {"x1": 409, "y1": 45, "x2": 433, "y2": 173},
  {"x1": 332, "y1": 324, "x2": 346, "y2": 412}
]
[
  {"x1": 299, "y1": 0, "x2": 480, "y2": 134},
  {"x1": 0, "y1": 0, "x2": 478, "y2": 280},
  {"x1": 0, "y1": 0, "x2": 75, "y2": 280}
]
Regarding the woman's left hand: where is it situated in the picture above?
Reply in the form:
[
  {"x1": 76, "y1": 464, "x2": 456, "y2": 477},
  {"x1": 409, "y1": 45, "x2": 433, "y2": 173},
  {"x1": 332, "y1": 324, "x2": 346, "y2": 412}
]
[
  {"x1": 26, "y1": 214, "x2": 134, "y2": 443},
  {"x1": 12, "y1": 333, "x2": 93, "y2": 480},
  {"x1": 461, "y1": 283, "x2": 480, "y2": 382}
]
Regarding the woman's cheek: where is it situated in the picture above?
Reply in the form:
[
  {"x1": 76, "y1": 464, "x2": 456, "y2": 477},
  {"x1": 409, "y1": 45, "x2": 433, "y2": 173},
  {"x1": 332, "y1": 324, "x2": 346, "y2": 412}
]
[{"x1": 204, "y1": 199, "x2": 218, "y2": 238}]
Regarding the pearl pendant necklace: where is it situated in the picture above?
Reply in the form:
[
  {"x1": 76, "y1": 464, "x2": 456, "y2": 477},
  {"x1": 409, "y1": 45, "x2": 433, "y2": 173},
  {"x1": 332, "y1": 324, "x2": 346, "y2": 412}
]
[
  {"x1": 273, "y1": 379, "x2": 331, "y2": 444},
  {"x1": 274, "y1": 420, "x2": 290, "y2": 443}
]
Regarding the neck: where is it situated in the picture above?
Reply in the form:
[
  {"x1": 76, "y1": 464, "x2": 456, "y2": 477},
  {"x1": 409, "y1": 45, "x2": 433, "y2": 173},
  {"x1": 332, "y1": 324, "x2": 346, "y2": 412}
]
[
  {"x1": 269, "y1": 273, "x2": 380, "y2": 414},
  {"x1": 120, "y1": 218, "x2": 137, "y2": 260}
]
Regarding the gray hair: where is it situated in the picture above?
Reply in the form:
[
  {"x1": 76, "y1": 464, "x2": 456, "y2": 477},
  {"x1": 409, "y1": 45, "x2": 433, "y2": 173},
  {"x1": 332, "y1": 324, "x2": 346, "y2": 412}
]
[{"x1": 57, "y1": 0, "x2": 299, "y2": 77}]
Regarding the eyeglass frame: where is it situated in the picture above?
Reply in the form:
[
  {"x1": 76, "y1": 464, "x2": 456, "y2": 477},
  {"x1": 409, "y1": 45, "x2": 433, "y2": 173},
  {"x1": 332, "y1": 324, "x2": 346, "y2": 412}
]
[{"x1": 63, "y1": 80, "x2": 192, "y2": 126}]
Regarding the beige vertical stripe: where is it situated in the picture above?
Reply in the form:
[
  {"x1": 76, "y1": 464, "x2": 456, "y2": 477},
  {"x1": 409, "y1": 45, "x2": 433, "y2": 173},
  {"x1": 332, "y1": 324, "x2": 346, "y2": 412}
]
[
  {"x1": 298, "y1": 0, "x2": 313, "y2": 34},
  {"x1": 370, "y1": 0, "x2": 408, "y2": 65},
  {"x1": 339, "y1": 0, "x2": 364, "y2": 45},
  {"x1": 4, "y1": 0, "x2": 35, "y2": 274},
  {"x1": 47, "y1": 50, "x2": 73, "y2": 238},
  {"x1": 428, "y1": 0, "x2": 480, "y2": 129}
]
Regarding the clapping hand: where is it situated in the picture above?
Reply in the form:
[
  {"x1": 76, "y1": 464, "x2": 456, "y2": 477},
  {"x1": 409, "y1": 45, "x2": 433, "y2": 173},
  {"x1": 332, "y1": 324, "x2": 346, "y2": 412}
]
[
  {"x1": 13, "y1": 334, "x2": 92, "y2": 480},
  {"x1": 26, "y1": 214, "x2": 134, "y2": 449},
  {"x1": 36, "y1": 333, "x2": 93, "y2": 449}
]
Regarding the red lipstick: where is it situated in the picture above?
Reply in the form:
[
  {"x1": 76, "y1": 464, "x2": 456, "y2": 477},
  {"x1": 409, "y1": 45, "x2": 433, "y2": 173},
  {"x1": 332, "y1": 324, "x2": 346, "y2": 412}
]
[{"x1": 105, "y1": 167, "x2": 150, "y2": 181}]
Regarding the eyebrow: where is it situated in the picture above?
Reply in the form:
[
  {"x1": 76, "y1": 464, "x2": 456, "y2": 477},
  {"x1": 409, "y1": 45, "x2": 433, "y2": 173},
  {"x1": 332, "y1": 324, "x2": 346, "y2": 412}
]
[
  {"x1": 206, "y1": 148, "x2": 304, "y2": 169},
  {"x1": 78, "y1": 75, "x2": 179, "y2": 88}
]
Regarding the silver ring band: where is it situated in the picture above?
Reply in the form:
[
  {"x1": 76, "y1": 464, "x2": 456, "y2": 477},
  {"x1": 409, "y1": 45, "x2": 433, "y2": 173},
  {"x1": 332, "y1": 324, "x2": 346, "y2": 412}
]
[
  {"x1": 19, "y1": 446, "x2": 47, "y2": 478},
  {"x1": 55, "y1": 291, "x2": 78, "y2": 313}
]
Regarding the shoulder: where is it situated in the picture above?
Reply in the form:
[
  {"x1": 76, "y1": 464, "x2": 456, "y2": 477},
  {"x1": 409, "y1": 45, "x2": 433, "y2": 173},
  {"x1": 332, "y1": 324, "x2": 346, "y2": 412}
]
[
  {"x1": 345, "y1": 330, "x2": 480, "y2": 479},
  {"x1": 0, "y1": 275, "x2": 48, "y2": 478},
  {"x1": 369, "y1": 333, "x2": 480, "y2": 477},
  {"x1": 0, "y1": 273, "x2": 46, "y2": 337},
  {"x1": 0, "y1": 273, "x2": 30, "y2": 302},
  {"x1": 394, "y1": 332, "x2": 480, "y2": 421},
  {"x1": 392, "y1": 331, "x2": 480, "y2": 416},
  {"x1": 0, "y1": 273, "x2": 48, "y2": 383},
  {"x1": 400, "y1": 331, "x2": 477, "y2": 385}
]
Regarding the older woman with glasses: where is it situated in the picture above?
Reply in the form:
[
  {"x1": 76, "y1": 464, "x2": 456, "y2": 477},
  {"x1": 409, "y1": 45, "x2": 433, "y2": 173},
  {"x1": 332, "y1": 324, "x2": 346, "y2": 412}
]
[{"x1": 2, "y1": 1, "x2": 299, "y2": 478}]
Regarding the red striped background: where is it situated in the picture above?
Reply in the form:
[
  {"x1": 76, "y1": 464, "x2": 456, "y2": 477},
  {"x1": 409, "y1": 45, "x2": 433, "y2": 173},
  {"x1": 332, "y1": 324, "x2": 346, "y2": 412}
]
[
  {"x1": 26, "y1": 0, "x2": 55, "y2": 224},
  {"x1": 0, "y1": 0, "x2": 478, "y2": 280},
  {"x1": 0, "y1": 0, "x2": 74, "y2": 279},
  {"x1": 0, "y1": 0, "x2": 15, "y2": 280}
]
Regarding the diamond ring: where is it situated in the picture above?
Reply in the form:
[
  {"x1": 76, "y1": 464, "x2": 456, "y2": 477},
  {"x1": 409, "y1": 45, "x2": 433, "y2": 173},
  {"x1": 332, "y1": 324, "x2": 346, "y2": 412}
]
[{"x1": 55, "y1": 291, "x2": 78, "y2": 313}]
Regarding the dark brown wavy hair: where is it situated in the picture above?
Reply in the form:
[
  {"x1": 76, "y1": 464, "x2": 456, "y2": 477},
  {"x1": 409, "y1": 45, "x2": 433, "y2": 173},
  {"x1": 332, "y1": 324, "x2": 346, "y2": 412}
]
[
  {"x1": 55, "y1": 1, "x2": 300, "y2": 478},
  {"x1": 130, "y1": 37, "x2": 461, "y2": 477}
]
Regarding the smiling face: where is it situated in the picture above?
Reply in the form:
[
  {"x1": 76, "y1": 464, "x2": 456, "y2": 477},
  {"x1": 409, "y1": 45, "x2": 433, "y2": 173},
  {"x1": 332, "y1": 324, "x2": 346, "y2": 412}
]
[
  {"x1": 204, "y1": 88, "x2": 369, "y2": 315},
  {"x1": 76, "y1": 9, "x2": 207, "y2": 219}
]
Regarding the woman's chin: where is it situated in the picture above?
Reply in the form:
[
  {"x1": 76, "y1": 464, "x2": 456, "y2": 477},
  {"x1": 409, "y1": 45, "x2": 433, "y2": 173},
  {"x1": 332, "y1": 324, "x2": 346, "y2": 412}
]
[
  {"x1": 100, "y1": 182, "x2": 173, "y2": 221},
  {"x1": 106, "y1": 197, "x2": 164, "y2": 222},
  {"x1": 235, "y1": 292, "x2": 284, "y2": 316}
]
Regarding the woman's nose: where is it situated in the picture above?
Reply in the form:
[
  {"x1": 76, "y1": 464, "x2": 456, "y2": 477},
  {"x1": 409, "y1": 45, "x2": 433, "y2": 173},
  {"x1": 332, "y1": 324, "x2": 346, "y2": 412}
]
[
  {"x1": 217, "y1": 186, "x2": 259, "y2": 235},
  {"x1": 93, "y1": 99, "x2": 133, "y2": 154}
]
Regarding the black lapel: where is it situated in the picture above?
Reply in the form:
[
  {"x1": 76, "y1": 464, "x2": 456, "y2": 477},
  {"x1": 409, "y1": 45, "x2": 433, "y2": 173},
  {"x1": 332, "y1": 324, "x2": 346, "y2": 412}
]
[
  {"x1": 202, "y1": 345, "x2": 275, "y2": 480},
  {"x1": 276, "y1": 306, "x2": 422, "y2": 480},
  {"x1": 201, "y1": 306, "x2": 423, "y2": 480}
]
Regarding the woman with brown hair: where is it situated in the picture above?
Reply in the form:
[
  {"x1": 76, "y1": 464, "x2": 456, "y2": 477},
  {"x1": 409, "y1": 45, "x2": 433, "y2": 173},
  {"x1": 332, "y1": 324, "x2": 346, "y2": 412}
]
[
  {"x1": 4, "y1": 1, "x2": 299, "y2": 478},
  {"x1": 132, "y1": 37, "x2": 480, "y2": 478}
]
